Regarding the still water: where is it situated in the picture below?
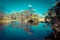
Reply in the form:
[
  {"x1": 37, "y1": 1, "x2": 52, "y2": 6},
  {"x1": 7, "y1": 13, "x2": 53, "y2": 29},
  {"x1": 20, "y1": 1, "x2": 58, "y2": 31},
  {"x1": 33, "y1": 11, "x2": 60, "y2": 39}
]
[{"x1": 0, "y1": 21, "x2": 52, "y2": 40}]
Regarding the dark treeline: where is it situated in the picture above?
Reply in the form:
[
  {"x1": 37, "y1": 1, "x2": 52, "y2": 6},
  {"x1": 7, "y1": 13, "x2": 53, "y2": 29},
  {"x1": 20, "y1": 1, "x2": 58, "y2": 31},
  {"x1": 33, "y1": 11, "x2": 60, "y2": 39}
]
[{"x1": 45, "y1": 1, "x2": 60, "y2": 40}]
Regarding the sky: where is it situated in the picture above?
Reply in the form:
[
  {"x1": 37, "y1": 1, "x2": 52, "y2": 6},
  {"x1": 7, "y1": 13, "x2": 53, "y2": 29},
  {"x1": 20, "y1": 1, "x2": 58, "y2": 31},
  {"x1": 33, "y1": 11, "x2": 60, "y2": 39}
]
[{"x1": 0, "y1": 0, "x2": 56, "y2": 16}]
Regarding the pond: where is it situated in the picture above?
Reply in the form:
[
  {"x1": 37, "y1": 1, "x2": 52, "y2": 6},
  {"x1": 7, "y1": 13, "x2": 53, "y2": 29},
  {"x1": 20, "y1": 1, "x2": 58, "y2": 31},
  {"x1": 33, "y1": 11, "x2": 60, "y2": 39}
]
[{"x1": 0, "y1": 21, "x2": 53, "y2": 40}]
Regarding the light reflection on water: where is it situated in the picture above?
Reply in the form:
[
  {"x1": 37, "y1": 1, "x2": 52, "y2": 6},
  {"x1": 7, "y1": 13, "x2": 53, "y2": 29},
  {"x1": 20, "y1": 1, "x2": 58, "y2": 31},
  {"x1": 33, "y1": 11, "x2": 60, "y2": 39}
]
[{"x1": 0, "y1": 21, "x2": 53, "y2": 40}]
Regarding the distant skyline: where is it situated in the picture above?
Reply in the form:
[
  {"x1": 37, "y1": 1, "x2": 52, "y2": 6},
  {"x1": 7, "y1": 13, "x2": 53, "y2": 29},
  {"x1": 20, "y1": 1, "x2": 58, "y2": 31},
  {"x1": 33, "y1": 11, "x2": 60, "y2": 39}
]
[{"x1": 0, "y1": 0, "x2": 56, "y2": 16}]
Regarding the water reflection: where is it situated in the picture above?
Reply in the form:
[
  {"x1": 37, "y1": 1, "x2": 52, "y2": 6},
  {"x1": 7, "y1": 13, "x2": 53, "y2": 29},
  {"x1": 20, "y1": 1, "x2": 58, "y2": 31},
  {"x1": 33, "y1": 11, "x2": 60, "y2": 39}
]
[
  {"x1": 0, "y1": 21, "x2": 52, "y2": 40},
  {"x1": 8, "y1": 21, "x2": 33, "y2": 33}
]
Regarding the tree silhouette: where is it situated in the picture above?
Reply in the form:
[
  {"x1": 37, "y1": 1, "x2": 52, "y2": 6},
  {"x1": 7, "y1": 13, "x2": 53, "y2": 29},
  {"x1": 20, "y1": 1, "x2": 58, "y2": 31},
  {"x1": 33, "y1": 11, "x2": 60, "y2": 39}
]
[{"x1": 45, "y1": 1, "x2": 60, "y2": 40}]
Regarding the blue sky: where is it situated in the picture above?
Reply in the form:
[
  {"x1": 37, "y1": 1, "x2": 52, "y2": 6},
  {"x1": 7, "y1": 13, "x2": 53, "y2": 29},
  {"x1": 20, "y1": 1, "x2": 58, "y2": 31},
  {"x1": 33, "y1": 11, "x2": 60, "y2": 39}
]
[{"x1": 0, "y1": 0, "x2": 56, "y2": 16}]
